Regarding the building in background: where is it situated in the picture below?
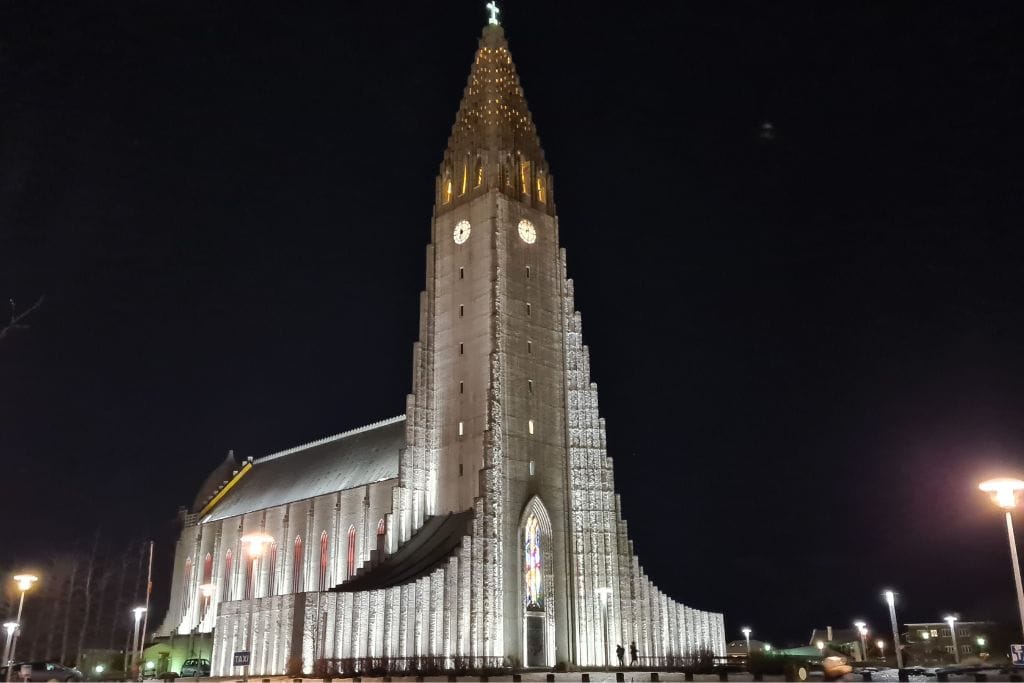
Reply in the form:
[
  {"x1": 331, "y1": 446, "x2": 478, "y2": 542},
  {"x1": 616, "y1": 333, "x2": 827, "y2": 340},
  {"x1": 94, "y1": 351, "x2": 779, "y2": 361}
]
[
  {"x1": 903, "y1": 621, "x2": 996, "y2": 666},
  {"x1": 154, "y1": 14, "x2": 725, "y2": 676}
]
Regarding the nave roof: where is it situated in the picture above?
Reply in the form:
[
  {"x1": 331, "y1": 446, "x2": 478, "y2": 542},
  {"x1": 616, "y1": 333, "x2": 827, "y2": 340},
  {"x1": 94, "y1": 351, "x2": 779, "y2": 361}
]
[{"x1": 204, "y1": 415, "x2": 404, "y2": 522}]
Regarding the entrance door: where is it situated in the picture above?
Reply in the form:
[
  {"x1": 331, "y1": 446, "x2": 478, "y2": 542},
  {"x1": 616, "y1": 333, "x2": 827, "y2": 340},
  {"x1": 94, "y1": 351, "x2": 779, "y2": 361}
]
[{"x1": 525, "y1": 613, "x2": 545, "y2": 667}]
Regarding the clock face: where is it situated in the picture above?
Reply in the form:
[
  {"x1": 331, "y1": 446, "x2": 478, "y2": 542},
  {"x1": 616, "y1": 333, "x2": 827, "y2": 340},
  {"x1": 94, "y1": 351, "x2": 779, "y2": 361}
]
[
  {"x1": 453, "y1": 220, "x2": 471, "y2": 245},
  {"x1": 518, "y1": 219, "x2": 536, "y2": 244}
]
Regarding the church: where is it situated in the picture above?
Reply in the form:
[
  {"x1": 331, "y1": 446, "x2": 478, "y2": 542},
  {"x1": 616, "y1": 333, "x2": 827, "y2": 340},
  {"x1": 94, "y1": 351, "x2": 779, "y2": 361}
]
[{"x1": 156, "y1": 12, "x2": 725, "y2": 675}]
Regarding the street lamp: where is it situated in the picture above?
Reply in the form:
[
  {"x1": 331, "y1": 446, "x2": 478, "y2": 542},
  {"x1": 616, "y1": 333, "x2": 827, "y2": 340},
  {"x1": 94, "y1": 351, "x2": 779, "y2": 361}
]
[
  {"x1": 978, "y1": 478, "x2": 1024, "y2": 639},
  {"x1": 129, "y1": 607, "x2": 147, "y2": 679},
  {"x1": 854, "y1": 621, "x2": 868, "y2": 662},
  {"x1": 5, "y1": 574, "x2": 38, "y2": 683},
  {"x1": 816, "y1": 640, "x2": 825, "y2": 659},
  {"x1": 884, "y1": 590, "x2": 904, "y2": 669},
  {"x1": 2, "y1": 623, "x2": 17, "y2": 683},
  {"x1": 595, "y1": 587, "x2": 613, "y2": 669},
  {"x1": 944, "y1": 615, "x2": 959, "y2": 665},
  {"x1": 877, "y1": 639, "x2": 886, "y2": 661},
  {"x1": 741, "y1": 627, "x2": 752, "y2": 655},
  {"x1": 199, "y1": 583, "x2": 215, "y2": 620},
  {"x1": 239, "y1": 533, "x2": 274, "y2": 682},
  {"x1": 241, "y1": 533, "x2": 274, "y2": 599}
]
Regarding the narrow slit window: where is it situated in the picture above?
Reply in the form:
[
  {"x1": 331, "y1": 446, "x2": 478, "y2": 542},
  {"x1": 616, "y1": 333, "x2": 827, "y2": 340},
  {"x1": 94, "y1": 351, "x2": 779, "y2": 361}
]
[
  {"x1": 459, "y1": 342, "x2": 464, "y2": 355},
  {"x1": 459, "y1": 463, "x2": 464, "y2": 476},
  {"x1": 528, "y1": 379, "x2": 533, "y2": 393},
  {"x1": 528, "y1": 419, "x2": 535, "y2": 435},
  {"x1": 459, "y1": 304, "x2": 464, "y2": 317},
  {"x1": 459, "y1": 267, "x2": 464, "y2": 280},
  {"x1": 529, "y1": 460, "x2": 535, "y2": 476},
  {"x1": 458, "y1": 421, "x2": 464, "y2": 437},
  {"x1": 526, "y1": 266, "x2": 531, "y2": 279},
  {"x1": 527, "y1": 340, "x2": 532, "y2": 354},
  {"x1": 526, "y1": 303, "x2": 531, "y2": 316},
  {"x1": 459, "y1": 381, "x2": 464, "y2": 394}
]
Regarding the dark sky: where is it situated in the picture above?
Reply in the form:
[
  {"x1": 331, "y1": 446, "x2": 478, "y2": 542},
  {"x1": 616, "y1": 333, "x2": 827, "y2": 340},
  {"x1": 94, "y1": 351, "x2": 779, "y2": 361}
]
[{"x1": 2, "y1": 1, "x2": 1024, "y2": 646}]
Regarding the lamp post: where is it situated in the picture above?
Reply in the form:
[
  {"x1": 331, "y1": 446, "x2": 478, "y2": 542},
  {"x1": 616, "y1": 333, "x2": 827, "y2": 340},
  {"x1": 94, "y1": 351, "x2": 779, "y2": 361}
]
[
  {"x1": 978, "y1": 478, "x2": 1024, "y2": 639},
  {"x1": 239, "y1": 533, "x2": 274, "y2": 682},
  {"x1": 2, "y1": 623, "x2": 17, "y2": 682},
  {"x1": 877, "y1": 639, "x2": 885, "y2": 661},
  {"x1": 741, "y1": 627, "x2": 752, "y2": 656},
  {"x1": 816, "y1": 640, "x2": 825, "y2": 661},
  {"x1": 944, "y1": 615, "x2": 959, "y2": 665},
  {"x1": 854, "y1": 621, "x2": 867, "y2": 662},
  {"x1": 129, "y1": 607, "x2": 146, "y2": 680},
  {"x1": 5, "y1": 574, "x2": 38, "y2": 683},
  {"x1": 595, "y1": 587, "x2": 613, "y2": 669},
  {"x1": 884, "y1": 590, "x2": 904, "y2": 669},
  {"x1": 199, "y1": 583, "x2": 215, "y2": 621}
]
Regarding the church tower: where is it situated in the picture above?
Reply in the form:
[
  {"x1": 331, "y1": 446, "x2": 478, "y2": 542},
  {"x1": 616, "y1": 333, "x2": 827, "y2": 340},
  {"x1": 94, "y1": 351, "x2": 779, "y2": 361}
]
[{"x1": 393, "y1": 19, "x2": 570, "y2": 665}]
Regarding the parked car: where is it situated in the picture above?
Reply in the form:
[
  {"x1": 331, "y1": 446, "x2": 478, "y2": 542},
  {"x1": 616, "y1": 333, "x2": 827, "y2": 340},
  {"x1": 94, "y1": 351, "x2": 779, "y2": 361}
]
[
  {"x1": 179, "y1": 659, "x2": 209, "y2": 678},
  {"x1": 0, "y1": 662, "x2": 84, "y2": 682}
]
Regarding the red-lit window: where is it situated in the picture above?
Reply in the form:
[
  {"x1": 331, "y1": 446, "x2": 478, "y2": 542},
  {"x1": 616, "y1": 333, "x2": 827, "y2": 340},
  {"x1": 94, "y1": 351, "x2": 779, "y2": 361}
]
[
  {"x1": 346, "y1": 526, "x2": 357, "y2": 579},
  {"x1": 222, "y1": 550, "x2": 233, "y2": 601},
  {"x1": 376, "y1": 519, "x2": 386, "y2": 556},
  {"x1": 267, "y1": 543, "x2": 277, "y2": 596},
  {"x1": 203, "y1": 553, "x2": 213, "y2": 584},
  {"x1": 318, "y1": 531, "x2": 329, "y2": 590},
  {"x1": 292, "y1": 536, "x2": 303, "y2": 593}
]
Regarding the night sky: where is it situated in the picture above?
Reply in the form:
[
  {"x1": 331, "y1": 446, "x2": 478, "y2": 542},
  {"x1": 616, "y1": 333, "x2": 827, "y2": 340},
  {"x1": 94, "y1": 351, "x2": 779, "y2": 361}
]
[{"x1": 2, "y1": 1, "x2": 1024, "y2": 645}]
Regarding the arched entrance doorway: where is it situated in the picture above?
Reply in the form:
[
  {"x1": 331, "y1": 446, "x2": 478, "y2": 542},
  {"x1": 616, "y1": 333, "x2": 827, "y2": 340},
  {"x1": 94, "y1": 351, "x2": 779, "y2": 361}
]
[{"x1": 519, "y1": 496, "x2": 555, "y2": 668}]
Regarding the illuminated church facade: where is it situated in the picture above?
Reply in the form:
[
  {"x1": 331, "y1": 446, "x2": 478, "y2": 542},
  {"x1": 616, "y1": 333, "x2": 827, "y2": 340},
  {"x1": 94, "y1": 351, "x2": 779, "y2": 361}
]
[{"x1": 157, "y1": 16, "x2": 725, "y2": 675}]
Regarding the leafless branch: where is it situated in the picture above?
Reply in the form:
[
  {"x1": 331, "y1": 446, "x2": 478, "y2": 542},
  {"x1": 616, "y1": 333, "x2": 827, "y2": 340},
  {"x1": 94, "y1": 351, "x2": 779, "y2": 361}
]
[{"x1": 0, "y1": 294, "x2": 45, "y2": 342}]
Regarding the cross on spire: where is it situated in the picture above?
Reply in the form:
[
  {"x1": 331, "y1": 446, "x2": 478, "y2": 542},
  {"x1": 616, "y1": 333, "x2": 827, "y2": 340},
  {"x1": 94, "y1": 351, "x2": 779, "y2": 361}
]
[{"x1": 486, "y1": 1, "x2": 500, "y2": 25}]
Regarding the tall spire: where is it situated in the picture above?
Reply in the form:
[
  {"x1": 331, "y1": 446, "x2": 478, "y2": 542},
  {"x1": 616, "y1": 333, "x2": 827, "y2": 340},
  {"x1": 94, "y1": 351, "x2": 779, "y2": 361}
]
[{"x1": 435, "y1": 19, "x2": 553, "y2": 215}]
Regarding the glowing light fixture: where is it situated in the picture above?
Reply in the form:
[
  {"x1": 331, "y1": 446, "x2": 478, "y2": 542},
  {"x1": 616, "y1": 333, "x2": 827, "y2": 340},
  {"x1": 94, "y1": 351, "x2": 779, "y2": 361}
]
[
  {"x1": 240, "y1": 533, "x2": 274, "y2": 557},
  {"x1": 12, "y1": 575, "x2": 37, "y2": 592}
]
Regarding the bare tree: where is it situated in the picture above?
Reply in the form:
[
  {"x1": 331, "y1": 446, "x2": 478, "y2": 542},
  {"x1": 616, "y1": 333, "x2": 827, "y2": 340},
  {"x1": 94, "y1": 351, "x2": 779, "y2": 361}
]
[
  {"x1": 75, "y1": 532, "x2": 100, "y2": 667},
  {"x1": 0, "y1": 296, "x2": 45, "y2": 343}
]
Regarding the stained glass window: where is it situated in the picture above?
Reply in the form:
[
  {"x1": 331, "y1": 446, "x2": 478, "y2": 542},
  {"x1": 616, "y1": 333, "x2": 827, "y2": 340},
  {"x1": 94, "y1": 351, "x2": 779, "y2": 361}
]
[{"x1": 524, "y1": 514, "x2": 543, "y2": 610}]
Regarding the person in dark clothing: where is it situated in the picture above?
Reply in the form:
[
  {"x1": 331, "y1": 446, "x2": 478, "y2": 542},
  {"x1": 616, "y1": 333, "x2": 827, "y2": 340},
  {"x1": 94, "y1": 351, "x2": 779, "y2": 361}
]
[
  {"x1": 616, "y1": 643, "x2": 625, "y2": 667},
  {"x1": 630, "y1": 641, "x2": 638, "y2": 666}
]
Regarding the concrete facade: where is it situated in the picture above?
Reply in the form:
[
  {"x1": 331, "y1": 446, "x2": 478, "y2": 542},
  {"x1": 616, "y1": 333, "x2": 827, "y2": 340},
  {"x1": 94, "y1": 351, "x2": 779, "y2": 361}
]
[{"x1": 157, "y1": 21, "x2": 725, "y2": 675}]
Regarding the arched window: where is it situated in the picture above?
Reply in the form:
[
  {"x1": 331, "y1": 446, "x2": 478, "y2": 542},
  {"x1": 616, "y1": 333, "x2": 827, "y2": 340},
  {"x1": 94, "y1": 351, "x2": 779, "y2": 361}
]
[
  {"x1": 474, "y1": 159, "x2": 484, "y2": 187},
  {"x1": 460, "y1": 161, "x2": 469, "y2": 195},
  {"x1": 222, "y1": 550, "x2": 233, "y2": 601},
  {"x1": 182, "y1": 557, "x2": 193, "y2": 615},
  {"x1": 318, "y1": 530, "x2": 329, "y2": 590},
  {"x1": 524, "y1": 514, "x2": 543, "y2": 610},
  {"x1": 520, "y1": 160, "x2": 532, "y2": 196},
  {"x1": 442, "y1": 172, "x2": 453, "y2": 204},
  {"x1": 376, "y1": 518, "x2": 386, "y2": 556},
  {"x1": 292, "y1": 536, "x2": 304, "y2": 593},
  {"x1": 536, "y1": 171, "x2": 546, "y2": 203},
  {"x1": 267, "y1": 543, "x2": 278, "y2": 596},
  {"x1": 202, "y1": 553, "x2": 213, "y2": 584},
  {"x1": 346, "y1": 526, "x2": 357, "y2": 579}
]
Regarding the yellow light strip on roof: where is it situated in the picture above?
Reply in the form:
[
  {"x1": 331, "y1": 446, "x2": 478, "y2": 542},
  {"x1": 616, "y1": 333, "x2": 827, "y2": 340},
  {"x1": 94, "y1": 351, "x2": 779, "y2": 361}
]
[{"x1": 198, "y1": 461, "x2": 253, "y2": 518}]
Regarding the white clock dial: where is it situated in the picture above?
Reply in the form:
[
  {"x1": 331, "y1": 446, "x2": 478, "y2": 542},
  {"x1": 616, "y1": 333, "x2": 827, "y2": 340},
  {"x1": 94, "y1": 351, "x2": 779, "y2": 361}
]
[
  {"x1": 453, "y1": 220, "x2": 471, "y2": 244},
  {"x1": 518, "y1": 219, "x2": 536, "y2": 244}
]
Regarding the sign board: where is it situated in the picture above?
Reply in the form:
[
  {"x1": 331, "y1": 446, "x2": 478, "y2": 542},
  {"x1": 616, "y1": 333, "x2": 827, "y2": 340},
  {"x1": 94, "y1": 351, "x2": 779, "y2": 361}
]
[
  {"x1": 1012, "y1": 644, "x2": 1024, "y2": 666},
  {"x1": 19, "y1": 664, "x2": 30, "y2": 680},
  {"x1": 233, "y1": 651, "x2": 251, "y2": 667}
]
